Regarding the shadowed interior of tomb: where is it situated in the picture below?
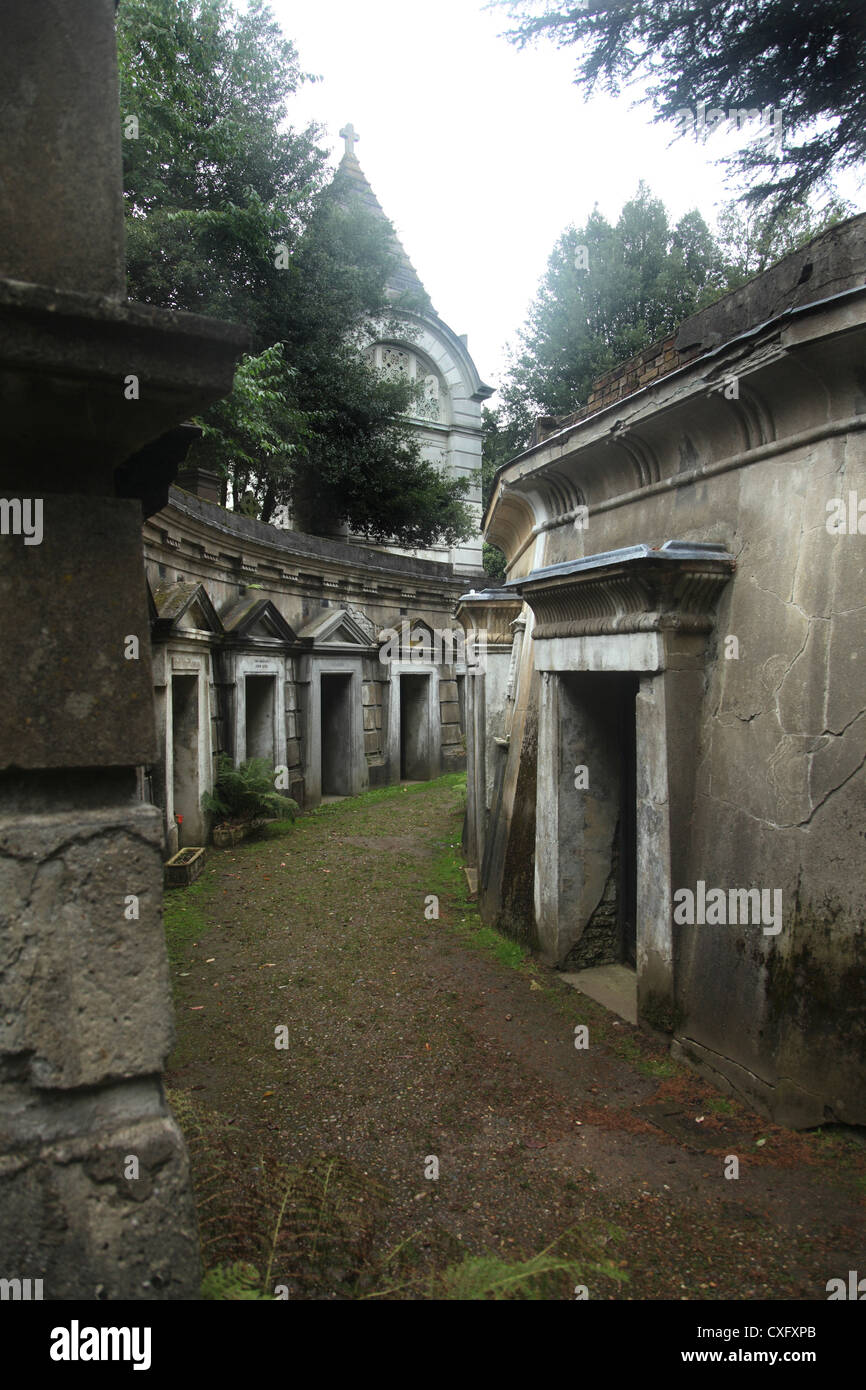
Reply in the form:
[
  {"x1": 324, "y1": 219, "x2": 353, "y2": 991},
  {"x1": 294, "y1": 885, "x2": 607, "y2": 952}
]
[
  {"x1": 245, "y1": 675, "x2": 276, "y2": 763},
  {"x1": 561, "y1": 673, "x2": 637, "y2": 971},
  {"x1": 172, "y1": 673, "x2": 203, "y2": 844},
  {"x1": 400, "y1": 674, "x2": 431, "y2": 780},
  {"x1": 321, "y1": 674, "x2": 353, "y2": 796},
  {"x1": 456, "y1": 674, "x2": 466, "y2": 736}
]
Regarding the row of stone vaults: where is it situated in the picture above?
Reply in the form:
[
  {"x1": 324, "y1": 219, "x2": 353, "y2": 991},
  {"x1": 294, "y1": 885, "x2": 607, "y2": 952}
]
[
  {"x1": 458, "y1": 214, "x2": 866, "y2": 1129},
  {"x1": 143, "y1": 485, "x2": 477, "y2": 856}
]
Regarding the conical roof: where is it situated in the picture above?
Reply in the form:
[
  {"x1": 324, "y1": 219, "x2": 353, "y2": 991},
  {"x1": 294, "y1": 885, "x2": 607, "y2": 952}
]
[{"x1": 331, "y1": 124, "x2": 433, "y2": 312}]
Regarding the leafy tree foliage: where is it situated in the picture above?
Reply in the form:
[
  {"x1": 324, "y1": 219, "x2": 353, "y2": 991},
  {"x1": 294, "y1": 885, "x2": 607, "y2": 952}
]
[
  {"x1": 117, "y1": 0, "x2": 473, "y2": 545},
  {"x1": 716, "y1": 194, "x2": 854, "y2": 284},
  {"x1": 495, "y1": 0, "x2": 866, "y2": 218},
  {"x1": 486, "y1": 179, "x2": 852, "y2": 473},
  {"x1": 495, "y1": 184, "x2": 724, "y2": 447}
]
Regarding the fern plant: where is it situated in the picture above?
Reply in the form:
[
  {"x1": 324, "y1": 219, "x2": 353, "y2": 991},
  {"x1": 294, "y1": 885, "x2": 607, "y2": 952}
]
[
  {"x1": 201, "y1": 753, "x2": 299, "y2": 824},
  {"x1": 201, "y1": 1262, "x2": 269, "y2": 1300}
]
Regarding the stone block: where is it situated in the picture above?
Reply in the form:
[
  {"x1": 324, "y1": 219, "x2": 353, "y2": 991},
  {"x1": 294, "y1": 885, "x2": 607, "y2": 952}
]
[
  {"x1": 0, "y1": 497, "x2": 157, "y2": 770},
  {"x1": 439, "y1": 681, "x2": 458, "y2": 702},
  {"x1": 441, "y1": 725, "x2": 462, "y2": 745},
  {"x1": 0, "y1": 0, "x2": 125, "y2": 297},
  {"x1": 439, "y1": 702, "x2": 461, "y2": 724},
  {"x1": 362, "y1": 682, "x2": 379, "y2": 706},
  {"x1": 285, "y1": 739, "x2": 301, "y2": 768},
  {"x1": 364, "y1": 731, "x2": 380, "y2": 755},
  {"x1": 0, "y1": 802, "x2": 174, "y2": 1088},
  {"x1": 0, "y1": 1085, "x2": 200, "y2": 1299}
]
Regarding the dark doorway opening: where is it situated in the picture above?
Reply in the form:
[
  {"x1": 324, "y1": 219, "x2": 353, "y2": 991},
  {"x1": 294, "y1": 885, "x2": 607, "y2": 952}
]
[
  {"x1": 245, "y1": 675, "x2": 275, "y2": 763},
  {"x1": 172, "y1": 673, "x2": 201, "y2": 842},
  {"x1": 618, "y1": 680, "x2": 638, "y2": 968},
  {"x1": 321, "y1": 673, "x2": 352, "y2": 796},
  {"x1": 400, "y1": 674, "x2": 430, "y2": 780},
  {"x1": 561, "y1": 672, "x2": 638, "y2": 970},
  {"x1": 456, "y1": 674, "x2": 466, "y2": 736}
]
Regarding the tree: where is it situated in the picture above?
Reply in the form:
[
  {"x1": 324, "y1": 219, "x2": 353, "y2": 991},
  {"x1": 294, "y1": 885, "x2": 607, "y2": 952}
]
[
  {"x1": 496, "y1": 184, "x2": 725, "y2": 447},
  {"x1": 190, "y1": 343, "x2": 307, "y2": 516},
  {"x1": 118, "y1": 0, "x2": 322, "y2": 338},
  {"x1": 117, "y1": 0, "x2": 473, "y2": 547},
  {"x1": 496, "y1": 0, "x2": 866, "y2": 218},
  {"x1": 716, "y1": 194, "x2": 855, "y2": 285}
]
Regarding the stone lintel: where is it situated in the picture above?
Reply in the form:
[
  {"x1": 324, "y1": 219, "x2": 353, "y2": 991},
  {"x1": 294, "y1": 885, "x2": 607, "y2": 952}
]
[{"x1": 0, "y1": 277, "x2": 248, "y2": 487}]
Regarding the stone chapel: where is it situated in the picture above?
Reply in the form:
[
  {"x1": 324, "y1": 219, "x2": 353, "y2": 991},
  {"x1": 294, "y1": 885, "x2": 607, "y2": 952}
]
[{"x1": 271, "y1": 124, "x2": 493, "y2": 575}]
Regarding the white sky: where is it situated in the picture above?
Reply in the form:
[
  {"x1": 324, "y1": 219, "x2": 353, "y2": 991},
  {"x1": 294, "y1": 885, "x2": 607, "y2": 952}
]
[{"x1": 271, "y1": 0, "x2": 865, "y2": 397}]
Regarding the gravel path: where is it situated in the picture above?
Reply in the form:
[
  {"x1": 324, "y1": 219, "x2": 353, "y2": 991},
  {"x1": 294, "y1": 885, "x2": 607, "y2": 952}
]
[{"x1": 164, "y1": 776, "x2": 865, "y2": 1300}]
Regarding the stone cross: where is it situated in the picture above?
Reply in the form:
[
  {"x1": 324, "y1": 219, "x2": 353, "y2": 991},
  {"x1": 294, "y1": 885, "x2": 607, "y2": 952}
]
[{"x1": 340, "y1": 122, "x2": 360, "y2": 158}]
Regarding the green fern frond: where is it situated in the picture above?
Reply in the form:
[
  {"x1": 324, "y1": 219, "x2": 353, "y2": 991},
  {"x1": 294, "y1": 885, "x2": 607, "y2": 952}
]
[{"x1": 201, "y1": 1261, "x2": 268, "y2": 1300}]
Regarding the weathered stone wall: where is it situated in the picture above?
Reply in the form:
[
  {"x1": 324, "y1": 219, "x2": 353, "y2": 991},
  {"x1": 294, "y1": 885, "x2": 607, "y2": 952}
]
[
  {"x1": 438, "y1": 675, "x2": 464, "y2": 770},
  {"x1": 479, "y1": 221, "x2": 866, "y2": 1126}
]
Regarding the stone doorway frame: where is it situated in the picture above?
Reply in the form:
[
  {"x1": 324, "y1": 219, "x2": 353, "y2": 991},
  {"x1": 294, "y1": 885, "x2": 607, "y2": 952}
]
[
  {"x1": 164, "y1": 650, "x2": 212, "y2": 853},
  {"x1": 514, "y1": 541, "x2": 734, "y2": 1021},
  {"x1": 386, "y1": 660, "x2": 441, "y2": 782},
  {"x1": 232, "y1": 653, "x2": 287, "y2": 771},
  {"x1": 302, "y1": 657, "x2": 366, "y2": 805}
]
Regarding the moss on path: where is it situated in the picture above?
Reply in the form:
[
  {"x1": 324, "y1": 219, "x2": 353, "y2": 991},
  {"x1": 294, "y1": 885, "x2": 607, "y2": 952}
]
[{"x1": 163, "y1": 775, "x2": 865, "y2": 1300}]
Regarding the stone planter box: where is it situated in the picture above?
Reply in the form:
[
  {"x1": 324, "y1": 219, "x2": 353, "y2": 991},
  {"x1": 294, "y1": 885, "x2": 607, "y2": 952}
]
[
  {"x1": 211, "y1": 817, "x2": 266, "y2": 849},
  {"x1": 164, "y1": 847, "x2": 206, "y2": 887}
]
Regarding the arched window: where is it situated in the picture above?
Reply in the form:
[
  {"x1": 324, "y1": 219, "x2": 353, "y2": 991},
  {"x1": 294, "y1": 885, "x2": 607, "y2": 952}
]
[{"x1": 365, "y1": 345, "x2": 445, "y2": 423}]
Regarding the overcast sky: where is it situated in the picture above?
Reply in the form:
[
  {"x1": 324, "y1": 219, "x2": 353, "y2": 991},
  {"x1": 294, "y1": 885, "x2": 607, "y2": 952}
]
[{"x1": 271, "y1": 0, "x2": 864, "y2": 396}]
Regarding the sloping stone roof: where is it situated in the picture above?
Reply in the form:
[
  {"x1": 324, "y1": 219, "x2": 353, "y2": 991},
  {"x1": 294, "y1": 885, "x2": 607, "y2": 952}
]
[{"x1": 331, "y1": 151, "x2": 433, "y2": 311}]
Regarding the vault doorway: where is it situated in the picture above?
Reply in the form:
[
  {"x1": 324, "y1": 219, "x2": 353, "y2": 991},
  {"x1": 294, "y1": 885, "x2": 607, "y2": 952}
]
[
  {"x1": 400, "y1": 674, "x2": 431, "y2": 781},
  {"x1": 321, "y1": 673, "x2": 353, "y2": 796},
  {"x1": 245, "y1": 674, "x2": 276, "y2": 764},
  {"x1": 172, "y1": 673, "x2": 202, "y2": 843}
]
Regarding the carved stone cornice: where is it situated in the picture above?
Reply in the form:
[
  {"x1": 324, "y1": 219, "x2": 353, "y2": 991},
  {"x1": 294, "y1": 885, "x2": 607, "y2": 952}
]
[
  {"x1": 455, "y1": 590, "x2": 525, "y2": 648},
  {"x1": 510, "y1": 542, "x2": 734, "y2": 640}
]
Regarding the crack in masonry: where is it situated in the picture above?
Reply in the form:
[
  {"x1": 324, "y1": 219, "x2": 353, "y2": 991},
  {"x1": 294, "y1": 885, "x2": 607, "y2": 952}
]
[
  {"x1": 676, "y1": 1035, "x2": 773, "y2": 1091},
  {"x1": 0, "y1": 824, "x2": 159, "y2": 866},
  {"x1": 747, "y1": 572, "x2": 811, "y2": 625},
  {"x1": 821, "y1": 709, "x2": 866, "y2": 739},
  {"x1": 789, "y1": 485, "x2": 807, "y2": 608},
  {"x1": 679, "y1": 1034, "x2": 828, "y2": 1104},
  {"x1": 696, "y1": 789, "x2": 790, "y2": 833},
  {"x1": 798, "y1": 748, "x2": 866, "y2": 829}
]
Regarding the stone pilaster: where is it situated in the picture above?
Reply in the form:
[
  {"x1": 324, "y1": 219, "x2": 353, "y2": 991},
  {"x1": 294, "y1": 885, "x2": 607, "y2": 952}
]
[{"x1": 0, "y1": 0, "x2": 246, "y2": 1298}]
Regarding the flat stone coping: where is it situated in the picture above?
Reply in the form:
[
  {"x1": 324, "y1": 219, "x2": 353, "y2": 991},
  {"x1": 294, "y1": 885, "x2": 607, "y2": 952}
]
[{"x1": 506, "y1": 541, "x2": 734, "y2": 590}]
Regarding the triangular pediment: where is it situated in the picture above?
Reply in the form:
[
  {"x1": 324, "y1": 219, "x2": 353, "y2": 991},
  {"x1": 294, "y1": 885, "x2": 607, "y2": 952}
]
[
  {"x1": 220, "y1": 597, "x2": 298, "y2": 644},
  {"x1": 298, "y1": 607, "x2": 376, "y2": 649},
  {"x1": 151, "y1": 582, "x2": 222, "y2": 637}
]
